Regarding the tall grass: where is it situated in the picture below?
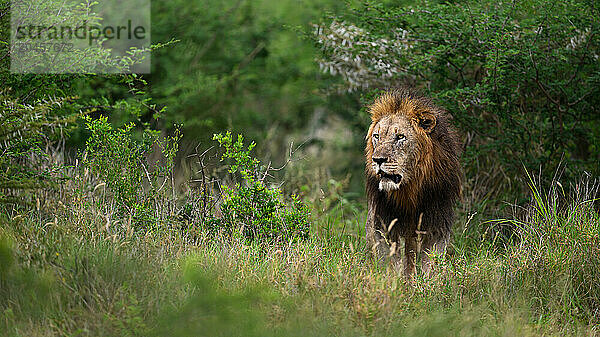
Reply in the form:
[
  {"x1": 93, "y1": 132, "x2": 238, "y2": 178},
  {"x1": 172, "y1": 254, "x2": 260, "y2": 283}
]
[
  {"x1": 504, "y1": 172, "x2": 600, "y2": 326},
  {"x1": 1, "y1": 172, "x2": 599, "y2": 336}
]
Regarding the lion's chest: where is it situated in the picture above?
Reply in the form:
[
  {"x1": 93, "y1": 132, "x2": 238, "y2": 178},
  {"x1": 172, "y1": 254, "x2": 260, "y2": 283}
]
[{"x1": 377, "y1": 194, "x2": 419, "y2": 238}]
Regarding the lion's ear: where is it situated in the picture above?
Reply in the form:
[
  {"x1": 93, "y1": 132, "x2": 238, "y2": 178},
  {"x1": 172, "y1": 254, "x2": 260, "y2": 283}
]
[{"x1": 417, "y1": 112, "x2": 436, "y2": 133}]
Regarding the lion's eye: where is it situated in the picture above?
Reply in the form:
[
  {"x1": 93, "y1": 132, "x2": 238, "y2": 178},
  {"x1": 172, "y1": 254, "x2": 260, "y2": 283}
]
[
  {"x1": 396, "y1": 134, "x2": 405, "y2": 142},
  {"x1": 373, "y1": 134, "x2": 379, "y2": 142}
]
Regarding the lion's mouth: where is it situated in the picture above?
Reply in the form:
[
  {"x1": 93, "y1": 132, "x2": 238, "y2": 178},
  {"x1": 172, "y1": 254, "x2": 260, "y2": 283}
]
[{"x1": 379, "y1": 171, "x2": 402, "y2": 184}]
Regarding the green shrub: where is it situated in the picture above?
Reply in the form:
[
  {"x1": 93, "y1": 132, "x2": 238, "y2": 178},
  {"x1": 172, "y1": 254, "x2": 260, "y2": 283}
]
[
  {"x1": 0, "y1": 93, "x2": 78, "y2": 206},
  {"x1": 81, "y1": 123, "x2": 309, "y2": 241},
  {"x1": 315, "y1": 0, "x2": 600, "y2": 195},
  {"x1": 210, "y1": 132, "x2": 310, "y2": 243},
  {"x1": 82, "y1": 115, "x2": 181, "y2": 227}
]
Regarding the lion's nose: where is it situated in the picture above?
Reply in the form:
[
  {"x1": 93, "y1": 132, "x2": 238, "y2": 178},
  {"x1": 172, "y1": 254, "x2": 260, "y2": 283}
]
[{"x1": 372, "y1": 157, "x2": 388, "y2": 165}]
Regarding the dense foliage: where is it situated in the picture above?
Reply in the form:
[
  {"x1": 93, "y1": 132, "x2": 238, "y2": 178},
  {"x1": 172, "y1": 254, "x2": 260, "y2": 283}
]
[
  {"x1": 0, "y1": 94, "x2": 78, "y2": 205},
  {"x1": 149, "y1": 0, "x2": 347, "y2": 145},
  {"x1": 315, "y1": 0, "x2": 600, "y2": 194}
]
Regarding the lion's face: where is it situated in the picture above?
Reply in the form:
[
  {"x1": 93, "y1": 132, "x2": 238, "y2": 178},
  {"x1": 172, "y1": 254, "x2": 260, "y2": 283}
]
[{"x1": 369, "y1": 115, "x2": 421, "y2": 192}]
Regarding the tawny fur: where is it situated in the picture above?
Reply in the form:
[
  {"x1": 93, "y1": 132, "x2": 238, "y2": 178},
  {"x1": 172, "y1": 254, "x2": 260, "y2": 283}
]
[{"x1": 365, "y1": 88, "x2": 462, "y2": 278}]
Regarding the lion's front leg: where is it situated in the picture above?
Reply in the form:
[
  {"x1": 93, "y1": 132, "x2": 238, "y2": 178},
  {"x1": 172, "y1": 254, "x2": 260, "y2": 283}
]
[
  {"x1": 420, "y1": 234, "x2": 448, "y2": 275},
  {"x1": 366, "y1": 215, "x2": 392, "y2": 263},
  {"x1": 368, "y1": 226, "x2": 402, "y2": 270},
  {"x1": 403, "y1": 235, "x2": 417, "y2": 279},
  {"x1": 366, "y1": 205, "x2": 401, "y2": 269},
  {"x1": 418, "y1": 208, "x2": 452, "y2": 275}
]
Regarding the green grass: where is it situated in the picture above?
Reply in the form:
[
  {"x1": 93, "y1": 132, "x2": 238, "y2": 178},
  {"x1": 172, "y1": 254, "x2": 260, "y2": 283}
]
[{"x1": 1, "y1": 176, "x2": 599, "y2": 336}]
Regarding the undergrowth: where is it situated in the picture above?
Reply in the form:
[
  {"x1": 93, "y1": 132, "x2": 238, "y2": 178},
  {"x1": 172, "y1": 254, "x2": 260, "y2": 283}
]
[
  {"x1": 1, "y1": 170, "x2": 599, "y2": 336},
  {"x1": 1, "y1": 122, "x2": 598, "y2": 336}
]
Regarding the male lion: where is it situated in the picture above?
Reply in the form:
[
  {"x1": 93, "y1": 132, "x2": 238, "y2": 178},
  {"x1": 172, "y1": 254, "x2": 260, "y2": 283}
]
[{"x1": 365, "y1": 88, "x2": 462, "y2": 278}]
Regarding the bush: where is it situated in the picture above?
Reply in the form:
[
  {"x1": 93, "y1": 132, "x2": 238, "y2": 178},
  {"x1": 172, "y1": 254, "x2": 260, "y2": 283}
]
[
  {"x1": 0, "y1": 93, "x2": 78, "y2": 206},
  {"x1": 82, "y1": 115, "x2": 181, "y2": 227},
  {"x1": 209, "y1": 132, "x2": 310, "y2": 243},
  {"x1": 315, "y1": 0, "x2": 600, "y2": 194},
  {"x1": 81, "y1": 124, "x2": 309, "y2": 241}
]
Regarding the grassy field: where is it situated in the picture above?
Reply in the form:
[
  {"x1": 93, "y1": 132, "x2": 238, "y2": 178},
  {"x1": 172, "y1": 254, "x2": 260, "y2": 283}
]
[{"x1": 1, "y1": 170, "x2": 599, "y2": 336}]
